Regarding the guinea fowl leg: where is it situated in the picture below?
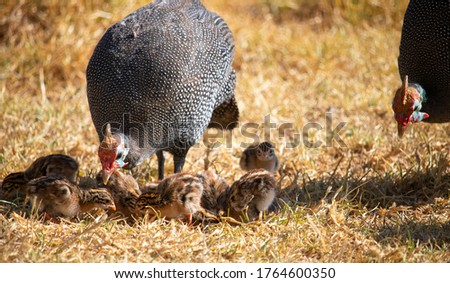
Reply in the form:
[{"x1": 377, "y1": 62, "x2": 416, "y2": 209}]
[
  {"x1": 156, "y1": 150, "x2": 165, "y2": 180},
  {"x1": 173, "y1": 150, "x2": 188, "y2": 174}
]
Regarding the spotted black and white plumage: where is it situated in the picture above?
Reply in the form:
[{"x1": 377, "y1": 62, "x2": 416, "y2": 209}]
[
  {"x1": 398, "y1": 0, "x2": 450, "y2": 123},
  {"x1": 87, "y1": 0, "x2": 239, "y2": 179}
]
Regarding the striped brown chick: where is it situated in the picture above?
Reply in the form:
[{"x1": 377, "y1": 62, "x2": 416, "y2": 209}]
[
  {"x1": 96, "y1": 170, "x2": 141, "y2": 219},
  {"x1": 1, "y1": 172, "x2": 27, "y2": 200},
  {"x1": 223, "y1": 169, "x2": 276, "y2": 222},
  {"x1": 239, "y1": 141, "x2": 279, "y2": 173},
  {"x1": 135, "y1": 173, "x2": 203, "y2": 223},
  {"x1": 27, "y1": 176, "x2": 115, "y2": 220},
  {"x1": 1, "y1": 154, "x2": 79, "y2": 200},
  {"x1": 195, "y1": 170, "x2": 229, "y2": 215}
]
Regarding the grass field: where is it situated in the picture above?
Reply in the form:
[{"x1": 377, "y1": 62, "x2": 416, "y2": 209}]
[{"x1": 1, "y1": 0, "x2": 449, "y2": 262}]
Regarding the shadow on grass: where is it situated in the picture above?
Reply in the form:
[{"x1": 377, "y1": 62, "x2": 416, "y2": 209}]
[
  {"x1": 375, "y1": 220, "x2": 450, "y2": 248},
  {"x1": 279, "y1": 153, "x2": 450, "y2": 210}
]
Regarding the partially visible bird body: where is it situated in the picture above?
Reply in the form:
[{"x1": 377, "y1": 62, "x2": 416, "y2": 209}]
[
  {"x1": 97, "y1": 170, "x2": 141, "y2": 219},
  {"x1": 24, "y1": 154, "x2": 79, "y2": 182},
  {"x1": 27, "y1": 176, "x2": 115, "y2": 219},
  {"x1": 1, "y1": 154, "x2": 79, "y2": 200},
  {"x1": 196, "y1": 170, "x2": 229, "y2": 215},
  {"x1": 88, "y1": 0, "x2": 239, "y2": 180},
  {"x1": 222, "y1": 169, "x2": 276, "y2": 222},
  {"x1": 239, "y1": 142, "x2": 279, "y2": 173},
  {"x1": 140, "y1": 181, "x2": 159, "y2": 194},
  {"x1": 78, "y1": 188, "x2": 117, "y2": 214},
  {"x1": 393, "y1": 0, "x2": 450, "y2": 135},
  {"x1": 135, "y1": 173, "x2": 203, "y2": 221},
  {"x1": 1, "y1": 172, "x2": 27, "y2": 200}
]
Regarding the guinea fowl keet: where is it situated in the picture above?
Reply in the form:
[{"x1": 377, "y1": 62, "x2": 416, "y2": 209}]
[
  {"x1": 220, "y1": 169, "x2": 276, "y2": 222},
  {"x1": 27, "y1": 176, "x2": 115, "y2": 220},
  {"x1": 196, "y1": 170, "x2": 229, "y2": 215},
  {"x1": 87, "y1": 0, "x2": 239, "y2": 182},
  {"x1": 135, "y1": 172, "x2": 203, "y2": 223},
  {"x1": 392, "y1": 1, "x2": 450, "y2": 137},
  {"x1": 239, "y1": 141, "x2": 279, "y2": 173},
  {"x1": 1, "y1": 154, "x2": 79, "y2": 200},
  {"x1": 97, "y1": 170, "x2": 141, "y2": 220}
]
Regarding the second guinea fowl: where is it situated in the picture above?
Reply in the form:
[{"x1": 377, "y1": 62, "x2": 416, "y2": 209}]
[
  {"x1": 220, "y1": 169, "x2": 276, "y2": 222},
  {"x1": 27, "y1": 176, "x2": 116, "y2": 219},
  {"x1": 392, "y1": 0, "x2": 450, "y2": 137},
  {"x1": 1, "y1": 154, "x2": 79, "y2": 200},
  {"x1": 239, "y1": 142, "x2": 279, "y2": 173},
  {"x1": 88, "y1": 0, "x2": 239, "y2": 182},
  {"x1": 97, "y1": 170, "x2": 141, "y2": 219},
  {"x1": 135, "y1": 173, "x2": 203, "y2": 223}
]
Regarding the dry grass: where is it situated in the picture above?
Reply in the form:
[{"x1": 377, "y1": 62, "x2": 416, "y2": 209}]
[{"x1": 1, "y1": 0, "x2": 449, "y2": 262}]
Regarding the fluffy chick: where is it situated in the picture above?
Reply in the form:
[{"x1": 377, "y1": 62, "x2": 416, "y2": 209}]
[
  {"x1": 97, "y1": 170, "x2": 141, "y2": 219},
  {"x1": 222, "y1": 169, "x2": 276, "y2": 222},
  {"x1": 195, "y1": 170, "x2": 229, "y2": 215},
  {"x1": 1, "y1": 154, "x2": 79, "y2": 200},
  {"x1": 27, "y1": 176, "x2": 115, "y2": 220},
  {"x1": 239, "y1": 141, "x2": 279, "y2": 173},
  {"x1": 135, "y1": 173, "x2": 203, "y2": 223}
]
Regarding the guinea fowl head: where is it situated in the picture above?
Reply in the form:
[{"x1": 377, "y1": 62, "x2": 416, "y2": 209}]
[
  {"x1": 97, "y1": 124, "x2": 129, "y2": 184},
  {"x1": 392, "y1": 76, "x2": 429, "y2": 137}
]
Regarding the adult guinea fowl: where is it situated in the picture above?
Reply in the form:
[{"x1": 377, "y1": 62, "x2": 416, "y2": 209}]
[
  {"x1": 392, "y1": 0, "x2": 450, "y2": 137},
  {"x1": 87, "y1": 0, "x2": 239, "y2": 182}
]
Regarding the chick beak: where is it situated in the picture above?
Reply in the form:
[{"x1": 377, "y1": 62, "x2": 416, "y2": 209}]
[
  {"x1": 397, "y1": 123, "x2": 407, "y2": 138},
  {"x1": 102, "y1": 169, "x2": 113, "y2": 185},
  {"x1": 108, "y1": 203, "x2": 116, "y2": 211}
]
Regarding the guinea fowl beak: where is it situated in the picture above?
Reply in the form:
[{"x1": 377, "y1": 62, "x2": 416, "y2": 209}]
[
  {"x1": 396, "y1": 110, "x2": 429, "y2": 138},
  {"x1": 397, "y1": 123, "x2": 407, "y2": 138},
  {"x1": 101, "y1": 169, "x2": 114, "y2": 185}
]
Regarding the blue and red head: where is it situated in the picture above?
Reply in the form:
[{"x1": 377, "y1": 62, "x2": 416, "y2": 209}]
[
  {"x1": 392, "y1": 76, "x2": 429, "y2": 137},
  {"x1": 97, "y1": 124, "x2": 129, "y2": 183}
]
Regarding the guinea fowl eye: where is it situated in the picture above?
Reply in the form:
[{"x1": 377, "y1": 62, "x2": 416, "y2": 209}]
[{"x1": 116, "y1": 152, "x2": 123, "y2": 160}]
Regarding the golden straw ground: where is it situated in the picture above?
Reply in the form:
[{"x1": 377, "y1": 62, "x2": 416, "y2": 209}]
[{"x1": 1, "y1": 0, "x2": 449, "y2": 262}]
